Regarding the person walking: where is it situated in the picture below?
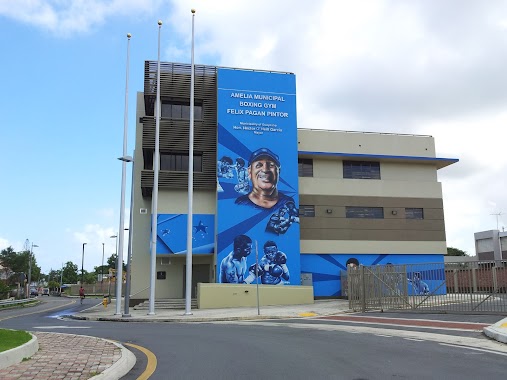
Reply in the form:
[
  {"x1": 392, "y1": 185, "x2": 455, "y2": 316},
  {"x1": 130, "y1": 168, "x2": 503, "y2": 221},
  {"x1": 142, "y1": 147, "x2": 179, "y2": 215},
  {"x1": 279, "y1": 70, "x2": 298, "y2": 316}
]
[{"x1": 79, "y1": 286, "x2": 85, "y2": 304}]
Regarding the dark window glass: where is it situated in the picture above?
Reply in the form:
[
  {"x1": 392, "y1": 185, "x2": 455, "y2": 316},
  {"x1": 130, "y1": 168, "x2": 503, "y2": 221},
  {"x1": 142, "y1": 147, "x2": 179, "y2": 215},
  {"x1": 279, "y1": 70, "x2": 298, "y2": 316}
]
[
  {"x1": 160, "y1": 100, "x2": 203, "y2": 120},
  {"x1": 160, "y1": 103, "x2": 171, "y2": 118},
  {"x1": 299, "y1": 205, "x2": 315, "y2": 217},
  {"x1": 194, "y1": 105, "x2": 203, "y2": 120},
  {"x1": 181, "y1": 105, "x2": 190, "y2": 119},
  {"x1": 405, "y1": 208, "x2": 424, "y2": 219},
  {"x1": 298, "y1": 158, "x2": 314, "y2": 177},
  {"x1": 343, "y1": 161, "x2": 380, "y2": 179},
  {"x1": 346, "y1": 206, "x2": 384, "y2": 219},
  {"x1": 172, "y1": 104, "x2": 182, "y2": 118},
  {"x1": 160, "y1": 153, "x2": 203, "y2": 172}
]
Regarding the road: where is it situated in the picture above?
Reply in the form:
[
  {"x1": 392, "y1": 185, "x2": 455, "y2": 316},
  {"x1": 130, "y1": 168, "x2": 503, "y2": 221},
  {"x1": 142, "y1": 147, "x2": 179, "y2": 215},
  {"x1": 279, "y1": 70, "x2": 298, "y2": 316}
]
[{"x1": 1, "y1": 297, "x2": 506, "y2": 379}]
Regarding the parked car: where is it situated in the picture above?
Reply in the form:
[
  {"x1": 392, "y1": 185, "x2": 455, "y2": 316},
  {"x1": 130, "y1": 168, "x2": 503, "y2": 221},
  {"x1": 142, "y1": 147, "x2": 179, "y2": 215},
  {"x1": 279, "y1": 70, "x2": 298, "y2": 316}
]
[
  {"x1": 30, "y1": 287, "x2": 38, "y2": 297},
  {"x1": 9, "y1": 288, "x2": 25, "y2": 298},
  {"x1": 41, "y1": 288, "x2": 50, "y2": 296}
]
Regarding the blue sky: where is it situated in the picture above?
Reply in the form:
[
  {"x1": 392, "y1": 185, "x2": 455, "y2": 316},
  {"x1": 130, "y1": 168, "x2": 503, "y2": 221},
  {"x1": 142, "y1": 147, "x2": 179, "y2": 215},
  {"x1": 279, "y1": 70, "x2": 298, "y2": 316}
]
[{"x1": 1, "y1": 0, "x2": 507, "y2": 274}]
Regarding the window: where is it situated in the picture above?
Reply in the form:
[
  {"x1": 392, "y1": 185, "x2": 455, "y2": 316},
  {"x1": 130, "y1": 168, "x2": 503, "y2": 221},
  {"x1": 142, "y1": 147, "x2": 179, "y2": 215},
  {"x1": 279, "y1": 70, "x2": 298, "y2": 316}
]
[
  {"x1": 298, "y1": 158, "x2": 313, "y2": 177},
  {"x1": 299, "y1": 205, "x2": 315, "y2": 217},
  {"x1": 161, "y1": 100, "x2": 203, "y2": 120},
  {"x1": 346, "y1": 207, "x2": 384, "y2": 219},
  {"x1": 405, "y1": 208, "x2": 424, "y2": 219},
  {"x1": 343, "y1": 161, "x2": 380, "y2": 179},
  {"x1": 160, "y1": 153, "x2": 203, "y2": 172}
]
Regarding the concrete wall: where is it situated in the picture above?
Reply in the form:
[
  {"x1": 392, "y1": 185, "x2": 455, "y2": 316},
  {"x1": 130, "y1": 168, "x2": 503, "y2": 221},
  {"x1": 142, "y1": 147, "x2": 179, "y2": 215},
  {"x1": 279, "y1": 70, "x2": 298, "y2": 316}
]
[
  {"x1": 197, "y1": 283, "x2": 314, "y2": 309},
  {"x1": 298, "y1": 128, "x2": 436, "y2": 157}
]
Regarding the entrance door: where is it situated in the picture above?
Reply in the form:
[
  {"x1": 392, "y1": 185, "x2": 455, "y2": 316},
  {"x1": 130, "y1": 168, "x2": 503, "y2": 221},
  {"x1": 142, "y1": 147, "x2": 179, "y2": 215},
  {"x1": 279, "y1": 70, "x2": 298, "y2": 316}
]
[{"x1": 183, "y1": 264, "x2": 210, "y2": 298}]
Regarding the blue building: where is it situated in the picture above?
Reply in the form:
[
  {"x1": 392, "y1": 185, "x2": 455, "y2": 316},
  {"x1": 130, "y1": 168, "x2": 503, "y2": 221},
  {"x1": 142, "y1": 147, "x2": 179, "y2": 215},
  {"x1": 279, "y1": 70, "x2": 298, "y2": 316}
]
[{"x1": 129, "y1": 62, "x2": 457, "y2": 305}]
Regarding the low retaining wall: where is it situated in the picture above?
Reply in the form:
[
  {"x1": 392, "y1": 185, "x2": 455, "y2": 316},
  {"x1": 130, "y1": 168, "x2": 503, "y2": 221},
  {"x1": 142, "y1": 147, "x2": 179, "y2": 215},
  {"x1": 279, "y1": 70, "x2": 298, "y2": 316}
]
[
  {"x1": 197, "y1": 283, "x2": 314, "y2": 309},
  {"x1": 0, "y1": 332, "x2": 38, "y2": 370}
]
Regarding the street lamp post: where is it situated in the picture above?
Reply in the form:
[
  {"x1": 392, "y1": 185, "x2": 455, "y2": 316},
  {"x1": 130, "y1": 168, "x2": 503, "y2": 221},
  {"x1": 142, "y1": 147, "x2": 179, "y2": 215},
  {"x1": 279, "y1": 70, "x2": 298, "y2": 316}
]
[
  {"x1": 28, "y1": 243, "x2": 38, "y2": 297},
  {"x1": 81, "y1": 243, "x2": 87, "y2": 285},
  {"x1": 123, "y1": 152, "x2": 135, "y2": 318},
  {"x1": 114, "y1": 32, "x2": 132, "y2": 316},
  {"x1": 101, "y1": 243, "x2": 105, "y2": 295},
  {"x1": 60, "y1": 263, "x2": 63, "y2": 294},
  {"x1": 149, "y1": 20, "x2": 162, "y2": 316},
  {"x1": 110, "y1": 235, "x2": 118, "y2": 298}
]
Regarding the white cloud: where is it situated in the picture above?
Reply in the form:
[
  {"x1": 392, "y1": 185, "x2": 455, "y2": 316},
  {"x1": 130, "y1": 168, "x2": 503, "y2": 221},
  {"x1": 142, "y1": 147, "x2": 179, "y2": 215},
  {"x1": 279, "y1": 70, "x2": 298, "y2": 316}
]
[
  {"x1": 4, "y1": 0, "x2": 507, "y2": 260},
  {"x1": 0, "y1": 237, "x2": 12, "y2": 251},
  {"x1": 0, "y1": 0, "x2": 161, "y2": 36}
]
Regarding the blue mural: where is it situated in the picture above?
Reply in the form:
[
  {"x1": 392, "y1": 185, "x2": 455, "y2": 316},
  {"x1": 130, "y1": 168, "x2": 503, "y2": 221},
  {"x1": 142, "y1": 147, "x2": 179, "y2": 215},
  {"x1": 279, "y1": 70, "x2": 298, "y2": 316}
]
[
  {"x1": 156, "y1": 214, "x2": 214, "y2": 254},
  {"x1": 300, "y1": 253, "x2": 445, "y2": 297},
  {"x1": 216, "y1": 68, "x2": 300, "y2": 285}
]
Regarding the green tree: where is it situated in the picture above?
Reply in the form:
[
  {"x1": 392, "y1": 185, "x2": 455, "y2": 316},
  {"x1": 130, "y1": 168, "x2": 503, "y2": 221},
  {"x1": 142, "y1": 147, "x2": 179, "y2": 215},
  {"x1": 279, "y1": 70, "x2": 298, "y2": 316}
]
[
  {"x1": 62, "y1": 262, "x2": 78, "y2": 284},
  {"x1": 94, "y1": 264, "x2": 109, "y2": 279},
  {"x1": 83, "y1": 271, "x2": 96, "y2": 284},
  {"x1": 107, "y1": 254, "x2": 126, "y2": 272},
  {"x1": 447, "y1": 247, "x2": 468, "y2": 256},
  {"x1": 0, "y1": 247, "x2": 41, "y2": 286},
  {"x1": 48, "y1": 280, "x2": 60, "y2": 291},
  {"x1": 0, "y1": 280, "x2": 10, "y2": 298}
]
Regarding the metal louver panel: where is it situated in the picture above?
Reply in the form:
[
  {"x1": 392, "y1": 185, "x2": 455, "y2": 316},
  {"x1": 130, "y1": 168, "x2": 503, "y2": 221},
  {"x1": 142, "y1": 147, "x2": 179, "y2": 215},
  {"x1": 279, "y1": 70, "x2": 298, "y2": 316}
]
[{"x1": 141, "y1": 62, "x2": 217, "y2": 197}]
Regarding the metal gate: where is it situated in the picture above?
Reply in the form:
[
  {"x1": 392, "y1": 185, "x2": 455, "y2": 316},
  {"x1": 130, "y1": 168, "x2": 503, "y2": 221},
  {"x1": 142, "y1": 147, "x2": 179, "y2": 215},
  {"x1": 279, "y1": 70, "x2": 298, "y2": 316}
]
[{"x1": 343, "y1": 261, "x2": 507, "y2": 314}]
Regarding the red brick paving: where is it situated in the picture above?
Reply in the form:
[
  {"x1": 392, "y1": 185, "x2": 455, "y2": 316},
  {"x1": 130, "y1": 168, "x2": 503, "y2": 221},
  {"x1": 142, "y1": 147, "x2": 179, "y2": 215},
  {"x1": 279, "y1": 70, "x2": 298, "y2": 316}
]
[{"x1": 319, "y1": 315, "x2": 489, "y2": 330}]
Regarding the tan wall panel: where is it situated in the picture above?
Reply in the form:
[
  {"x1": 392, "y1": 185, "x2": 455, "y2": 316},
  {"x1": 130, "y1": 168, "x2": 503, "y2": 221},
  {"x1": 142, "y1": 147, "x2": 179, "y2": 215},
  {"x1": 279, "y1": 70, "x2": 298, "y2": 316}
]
[
  {"x1": 131, "y1": 255, "x2": 214, "y2": 301},
  {"x1": 157, "y1": 189, "x2": 216, "y2": 214},
  {"x1": 300, "y1": 218, "x2": 445, "y2": 231},
  {"x1": 298, "y1": 129, "x2": 436, "y2": 157},
  {"x1": 298, "y1": 177, "x2": 443, "y2": 199},
  {"x1": 299, "y1": 195, "x2": 443, "y2": 209},
  {"x1": 300, "y1": 240, "x2": 447, "y2": 254},
  {"x1": 313, "y1": 159, "x2": 342, "y2": 178},
  {"x1": 382, "y1": 162, "x2": 437, "y2": 181},
  {"x1": 301, "y1": 228, "x2": 446, "y2": 241},
  {"x1": 197, "y1": 283, "x2": 314, "y2": 308}
]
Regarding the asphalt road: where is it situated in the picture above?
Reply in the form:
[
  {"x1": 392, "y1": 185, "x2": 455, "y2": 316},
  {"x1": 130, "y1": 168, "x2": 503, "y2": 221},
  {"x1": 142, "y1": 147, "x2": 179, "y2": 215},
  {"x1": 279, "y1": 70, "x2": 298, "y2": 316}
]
[{"x1": 1, "y1": 297, "x2": 506, "y2": 380}]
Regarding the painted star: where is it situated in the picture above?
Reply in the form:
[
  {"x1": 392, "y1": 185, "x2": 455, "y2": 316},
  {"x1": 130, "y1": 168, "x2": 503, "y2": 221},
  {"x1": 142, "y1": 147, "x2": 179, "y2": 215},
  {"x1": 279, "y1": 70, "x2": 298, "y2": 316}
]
[{"x1": 194, "y1": 221, "x2": 208, "y2": 234}]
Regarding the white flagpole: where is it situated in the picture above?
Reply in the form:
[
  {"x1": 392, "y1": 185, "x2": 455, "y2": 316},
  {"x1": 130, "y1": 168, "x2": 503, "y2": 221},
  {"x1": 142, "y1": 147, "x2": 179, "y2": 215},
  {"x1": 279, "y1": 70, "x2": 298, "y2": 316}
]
[
  {"x1": 115, "y1": 32, "x2": 131, "y2": 315},
  {"x1": 149, "y1": 20, "x2": 162, "y2": 315},
  {"x1": 185, "y1": 9, "x2": 196, "y2": 315}
]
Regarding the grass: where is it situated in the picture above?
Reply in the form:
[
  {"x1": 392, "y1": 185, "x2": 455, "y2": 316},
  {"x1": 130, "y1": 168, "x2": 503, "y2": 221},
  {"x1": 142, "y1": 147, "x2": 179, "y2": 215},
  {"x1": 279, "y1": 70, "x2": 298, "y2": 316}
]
[{"x1": 0, "y1": 329, "x2": 32, "y2": 352}]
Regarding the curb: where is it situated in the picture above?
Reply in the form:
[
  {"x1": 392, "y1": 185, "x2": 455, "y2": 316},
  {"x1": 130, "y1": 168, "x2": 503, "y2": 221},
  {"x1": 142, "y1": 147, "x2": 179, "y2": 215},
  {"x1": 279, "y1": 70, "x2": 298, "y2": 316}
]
[
  {"x1": 92, "y1": 340, "x2": 136, "y2": 380},
  {"x1": 483, "y1": 318, "x2": 507, "y2": 344},
  {"x1": 0, "y1": 332, "x2": 39, "y2": 370},
  {"x1": 64, "y1": 314, "x2": 310, "y2": 323}
]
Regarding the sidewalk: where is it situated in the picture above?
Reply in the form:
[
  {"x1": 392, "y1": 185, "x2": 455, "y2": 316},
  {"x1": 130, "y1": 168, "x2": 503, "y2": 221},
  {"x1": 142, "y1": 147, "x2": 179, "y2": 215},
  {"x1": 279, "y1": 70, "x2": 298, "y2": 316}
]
[{"x1": 70, "y1": 298, "x2": 351, "y2": 322}]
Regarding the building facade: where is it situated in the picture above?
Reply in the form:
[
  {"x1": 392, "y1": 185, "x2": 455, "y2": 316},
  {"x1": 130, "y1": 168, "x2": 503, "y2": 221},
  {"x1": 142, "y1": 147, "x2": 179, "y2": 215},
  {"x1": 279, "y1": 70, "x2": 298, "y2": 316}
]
[
  {"x1": 129, "y1": 61, "x2": 457, "y2": 304},
  {"x1": 474, "y1": 230, "x2": 507, "y2": 261}
]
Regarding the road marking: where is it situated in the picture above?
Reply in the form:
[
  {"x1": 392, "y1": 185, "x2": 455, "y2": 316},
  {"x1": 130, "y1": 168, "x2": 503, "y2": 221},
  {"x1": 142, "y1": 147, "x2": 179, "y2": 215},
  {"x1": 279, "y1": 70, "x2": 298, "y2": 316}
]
[
  {"x1": 0, "y1": 300, "x2": 76, "y2": 322},
  {"x1": 215, "y1": 320, "x2": 507, "y2": 354},
  {"x1": 439, "y1": 343, "x2": 507, "y2": 357},
  {"x1": 374, "y1": 334, "x2": 392, "y2": 338},
  {"x1": 124, "y1": 342, "x2": 157, "y2": 380},
  {"x1": 319, "y1": 315, "x2": 489, "y2": 331},
  {"x1": 313, "y1": 317, "x2": 485, "y2": 332},
  {"x1": 33, "y1": 326, "x2": 90, "y2": 329},
  {"x1": 299, "y1": 312, "x2": 317, "y2": 317},
  {"x1": 404, "y1": 338, "x2": 424, "y2": 342}
]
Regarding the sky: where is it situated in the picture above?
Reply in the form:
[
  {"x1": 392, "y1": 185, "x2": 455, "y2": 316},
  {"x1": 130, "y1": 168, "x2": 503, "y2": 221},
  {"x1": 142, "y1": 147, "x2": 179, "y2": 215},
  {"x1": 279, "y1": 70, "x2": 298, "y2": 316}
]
[{"x1": 1, "y1": 0, "x2": 506, "y2": 274}]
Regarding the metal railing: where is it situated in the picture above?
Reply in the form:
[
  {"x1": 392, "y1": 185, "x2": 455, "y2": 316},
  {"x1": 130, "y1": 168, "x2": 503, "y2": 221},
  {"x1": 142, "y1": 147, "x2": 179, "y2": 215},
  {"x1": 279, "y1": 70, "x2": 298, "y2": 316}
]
[
  {"x1": 0, "y1": 298, "x2": 36, "y2": 308},
  {"x1": 344, "y1": 260, "x2": 507, "y2": 314}
]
